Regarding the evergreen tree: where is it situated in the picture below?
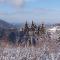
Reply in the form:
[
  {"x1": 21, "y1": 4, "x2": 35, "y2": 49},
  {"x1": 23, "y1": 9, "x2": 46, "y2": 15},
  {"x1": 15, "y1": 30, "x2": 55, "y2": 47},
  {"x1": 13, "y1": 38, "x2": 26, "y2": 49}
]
[
  {"x1": 32, "y1": 37, "x2": 36, "y2": 46},
  {"x1": 40, "y1": 23, "x2": 46, "y2": 35},
  {"x1": 8, "y1": 32, "x2": 16, "y2": 44},
  {"x1": 24, "y1": 21, "x2": 29, "y2": 33},
  {"x1": 31, "y1": 21, "x2": 35, "y2": 31},
  {"x1": 37, "y1": 26, "x2": 40, "y2": 35},
  {"x1": 0, "y1": 29, "x2": 4, "y2": 39},
  {"x1": 29, "y1": 40, "x2": 31, "y2": 46}
]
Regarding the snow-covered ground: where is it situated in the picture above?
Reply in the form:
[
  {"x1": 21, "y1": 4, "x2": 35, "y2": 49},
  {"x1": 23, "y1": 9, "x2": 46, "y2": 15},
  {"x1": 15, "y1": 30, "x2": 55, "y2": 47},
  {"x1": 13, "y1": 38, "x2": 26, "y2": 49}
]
[
  {"x1": 0, "y1": 46, "x2": 60, "y2": 60},
  {"x1": 0, "y1": 26, "x2": 60, "y2": 60}
]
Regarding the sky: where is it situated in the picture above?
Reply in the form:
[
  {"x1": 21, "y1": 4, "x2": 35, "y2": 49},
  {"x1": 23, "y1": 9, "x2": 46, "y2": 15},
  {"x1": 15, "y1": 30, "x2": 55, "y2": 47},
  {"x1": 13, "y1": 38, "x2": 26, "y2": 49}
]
[{"x1": 0, "y1": 0, "x2": 60, "y2": 23}]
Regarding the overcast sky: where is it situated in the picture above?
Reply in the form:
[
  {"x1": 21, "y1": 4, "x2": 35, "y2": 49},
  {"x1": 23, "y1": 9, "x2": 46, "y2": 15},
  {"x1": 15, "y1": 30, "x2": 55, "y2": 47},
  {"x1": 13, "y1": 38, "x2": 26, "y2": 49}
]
[{"x1": 0, "y1": 0, "x2": 60, "y2": 23}]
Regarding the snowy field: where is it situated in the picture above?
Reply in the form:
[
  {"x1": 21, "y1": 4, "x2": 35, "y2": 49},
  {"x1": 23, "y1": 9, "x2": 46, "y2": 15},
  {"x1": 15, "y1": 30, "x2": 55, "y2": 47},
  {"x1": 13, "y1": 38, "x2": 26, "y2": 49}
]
[
  {"x1": 0, "y1": 47, "x2": 60, "y2": 60},
  {"x1": 0, "y1": 26, "x2": 60, "y2": 60}
]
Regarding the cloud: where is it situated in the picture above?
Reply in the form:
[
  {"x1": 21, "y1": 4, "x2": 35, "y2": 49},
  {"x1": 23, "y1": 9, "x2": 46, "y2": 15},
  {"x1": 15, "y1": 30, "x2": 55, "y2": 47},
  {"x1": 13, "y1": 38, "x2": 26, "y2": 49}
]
[
  {"x1": 9, "y1": 0, "x2": 25, "y2": 7},
  {"x1": 0, "y1": 0, "x2": 25, "y2": 7},
  {"x1": 0, "y1": 0, "x2": 38, "y2": 7}
]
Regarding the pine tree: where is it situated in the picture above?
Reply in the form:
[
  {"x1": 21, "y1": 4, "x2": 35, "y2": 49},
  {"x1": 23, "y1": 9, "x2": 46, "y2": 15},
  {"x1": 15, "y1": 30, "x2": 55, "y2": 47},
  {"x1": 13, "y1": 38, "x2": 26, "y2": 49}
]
[
  {"x1": 8, "y1": 32, "x2": 16, "y2": 44},
  {"x1": 40, "y1": 23, "x2": 46, "y2": 35},
  {"x1": 24, "y1": 21, "x2": 29, "y2": 34},
  {"x1": 31, "y1": 21, "x2": 35, "y2": 31},
  {"x1": 31, "y1": 21, "x2": 36, "y2": 36},
  {"x1": 37, "y1": 26, "x2": 40, "y2": 35}
]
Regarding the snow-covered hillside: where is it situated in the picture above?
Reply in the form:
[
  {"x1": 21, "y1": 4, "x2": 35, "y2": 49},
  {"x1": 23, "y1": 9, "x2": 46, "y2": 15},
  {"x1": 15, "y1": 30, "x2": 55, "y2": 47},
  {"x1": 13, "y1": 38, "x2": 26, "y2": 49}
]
[
  {"x1": 0, "y1": 47, "x2": 60, "y2": 60},
  {"x1": 47, "y1": 26, "x2": 60, "y2": 39},
  {"x1": 0, "y1": 25, "x2": 60, "y2": 60}
]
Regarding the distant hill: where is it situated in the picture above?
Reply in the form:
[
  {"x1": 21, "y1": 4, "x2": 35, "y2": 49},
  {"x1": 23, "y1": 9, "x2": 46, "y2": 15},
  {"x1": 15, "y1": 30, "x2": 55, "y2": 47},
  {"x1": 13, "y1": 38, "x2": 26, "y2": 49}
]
[{"x1": 0, "y1": 19, "x2": 15, "y2": 29}]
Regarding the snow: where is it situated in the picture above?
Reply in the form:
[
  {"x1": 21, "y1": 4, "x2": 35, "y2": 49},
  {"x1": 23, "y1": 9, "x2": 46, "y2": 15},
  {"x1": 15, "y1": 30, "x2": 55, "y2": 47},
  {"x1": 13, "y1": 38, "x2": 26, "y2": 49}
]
[
  {"x1": 0, "y1": 26, "x2": 60, "y2": 60},
  {"x1": 0, "y1": 46, "x2": 59, "y2": 60}
]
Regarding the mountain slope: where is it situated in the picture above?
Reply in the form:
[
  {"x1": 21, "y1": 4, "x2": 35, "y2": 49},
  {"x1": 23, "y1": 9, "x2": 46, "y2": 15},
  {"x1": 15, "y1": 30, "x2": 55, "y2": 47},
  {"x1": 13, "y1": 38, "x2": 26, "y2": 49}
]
[{"x1": 0, "y1": 19, "x2": 14, "y2": 29}]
